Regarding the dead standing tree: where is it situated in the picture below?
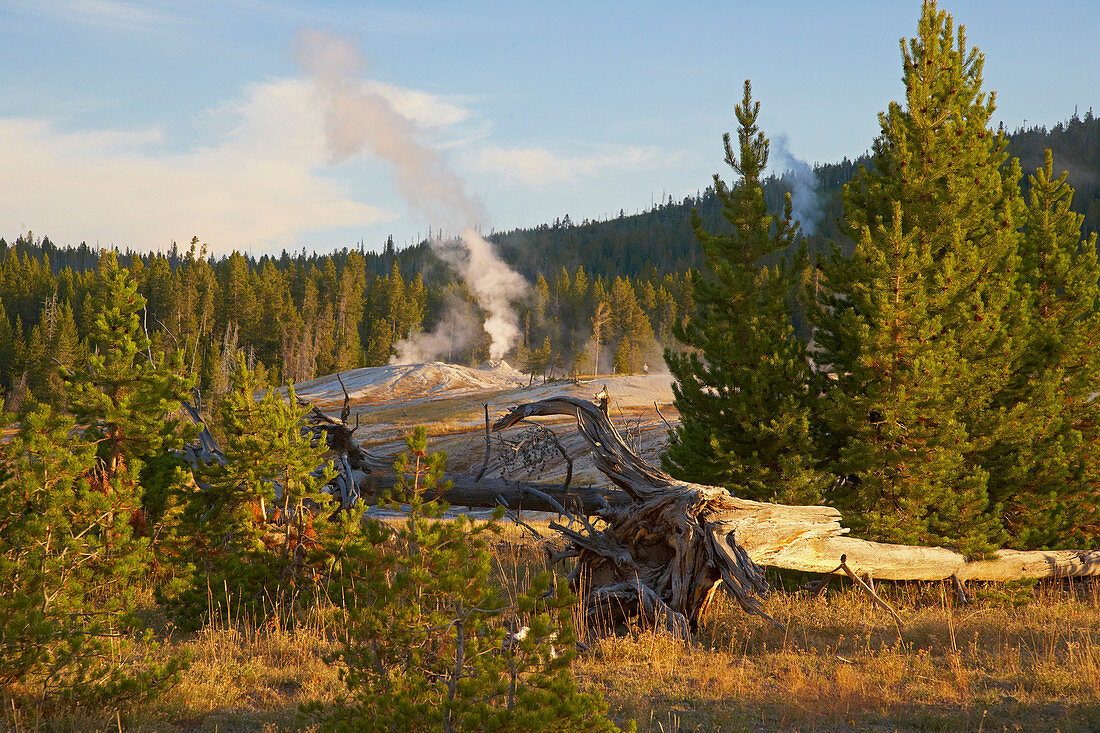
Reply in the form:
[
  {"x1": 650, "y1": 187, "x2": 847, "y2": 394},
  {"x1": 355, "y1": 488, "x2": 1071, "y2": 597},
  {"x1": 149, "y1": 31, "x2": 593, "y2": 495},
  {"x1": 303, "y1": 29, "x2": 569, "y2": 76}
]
[
  {"x1": 489, "y1": 396, "x2": 1100, "y2": 639},
  {"x1": 297, "y1": 374, "x2": 367, "y2": 511}
]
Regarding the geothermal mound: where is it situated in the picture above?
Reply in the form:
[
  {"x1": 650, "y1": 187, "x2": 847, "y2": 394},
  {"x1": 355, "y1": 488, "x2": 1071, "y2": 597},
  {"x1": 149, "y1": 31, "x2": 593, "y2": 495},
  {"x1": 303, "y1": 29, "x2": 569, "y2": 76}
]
[{"x1": 291, "y1": 361, "x2": 528, "y2": 409}]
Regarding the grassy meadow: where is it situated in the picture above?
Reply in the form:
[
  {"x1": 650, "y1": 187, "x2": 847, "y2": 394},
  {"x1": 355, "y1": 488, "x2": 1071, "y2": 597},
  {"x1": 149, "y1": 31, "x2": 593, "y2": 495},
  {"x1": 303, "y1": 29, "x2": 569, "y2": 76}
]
[{"x1": 7, "y1": 521, "x2": 1099, "y2": 733}]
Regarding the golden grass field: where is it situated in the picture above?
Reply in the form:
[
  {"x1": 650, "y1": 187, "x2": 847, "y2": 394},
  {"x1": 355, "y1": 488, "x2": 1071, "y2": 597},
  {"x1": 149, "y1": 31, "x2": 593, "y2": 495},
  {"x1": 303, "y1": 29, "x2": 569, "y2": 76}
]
[{"x1": 8, "y1": 520, "x2": 1099, "y2": 733}]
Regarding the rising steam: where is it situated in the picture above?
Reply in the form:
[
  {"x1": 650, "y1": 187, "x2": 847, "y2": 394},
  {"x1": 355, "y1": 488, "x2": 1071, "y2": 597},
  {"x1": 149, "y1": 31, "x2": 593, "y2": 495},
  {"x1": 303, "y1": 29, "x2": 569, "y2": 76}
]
[
  {"x1": 771, "y1": 134, "x2": 822, "y2": 235},
  {"x1": 294, "y1": 29, "x2": 527, "y2": 362},
  {"x1": 392, "y1": 289, "x2": 479, "y2": 365},
  {"x1": 435, "y1": 229, "x2": 527, "y2": 361},
  {"x1": 293, "y1": 28, "x2": 483, "y2": 228}
]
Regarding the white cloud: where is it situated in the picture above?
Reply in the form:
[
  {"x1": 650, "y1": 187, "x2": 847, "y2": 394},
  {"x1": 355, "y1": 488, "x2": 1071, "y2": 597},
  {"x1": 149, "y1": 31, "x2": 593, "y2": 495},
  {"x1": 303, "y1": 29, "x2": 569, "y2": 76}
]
[
  {"x1": 0, "y1": 59, "x2": 677, "y2": 253},
  {"x1": 0, "y1": 78, "x2": 406, "y2": 255},
  {"x1": 470, "y1": 145, "x2": 671, "y2": 186},
  {"x1": 7, "y1": 0, "x2": 189, "y2": 31},
  {"x1": 367, "y1": 81, "x2": 469, "y2": 129},
  {"x1": 0, "y1": 66, "x2": 498, "y2": 255}
]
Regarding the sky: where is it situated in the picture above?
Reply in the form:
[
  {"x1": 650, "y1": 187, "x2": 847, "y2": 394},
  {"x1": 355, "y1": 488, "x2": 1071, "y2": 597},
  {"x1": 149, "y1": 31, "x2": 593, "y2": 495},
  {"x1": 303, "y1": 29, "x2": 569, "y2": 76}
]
[{"x1": 1, "y1": 0, "x2": 1098, "y2": 257}]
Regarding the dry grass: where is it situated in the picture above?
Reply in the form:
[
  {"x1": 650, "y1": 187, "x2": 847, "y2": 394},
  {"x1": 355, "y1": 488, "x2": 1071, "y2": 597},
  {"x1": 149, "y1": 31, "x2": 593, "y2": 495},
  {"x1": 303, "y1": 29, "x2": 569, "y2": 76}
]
[
  {"x1": 581, "y1": 576, "x2": 1100, "y2": 732},
  {"x1": 7, "y1": 530, "x2": 1099, "y2": 732},
  {"x1": 6, "y1": 597, "x2": 342, "y2": 733}
]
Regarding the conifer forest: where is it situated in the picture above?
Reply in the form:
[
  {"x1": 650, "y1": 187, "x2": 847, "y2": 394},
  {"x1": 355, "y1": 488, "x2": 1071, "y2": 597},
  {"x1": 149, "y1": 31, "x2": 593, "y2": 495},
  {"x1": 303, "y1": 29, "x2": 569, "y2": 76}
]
[{"x1": 2, "y1": 2, "x2": 1100, "y2": 731}]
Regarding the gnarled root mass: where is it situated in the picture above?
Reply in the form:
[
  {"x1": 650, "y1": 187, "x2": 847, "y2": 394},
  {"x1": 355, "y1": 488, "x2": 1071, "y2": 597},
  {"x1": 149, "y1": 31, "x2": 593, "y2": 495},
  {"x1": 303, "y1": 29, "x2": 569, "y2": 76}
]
[{"x1": 493, "y1": 397, "x2": 780, "y2": 637}]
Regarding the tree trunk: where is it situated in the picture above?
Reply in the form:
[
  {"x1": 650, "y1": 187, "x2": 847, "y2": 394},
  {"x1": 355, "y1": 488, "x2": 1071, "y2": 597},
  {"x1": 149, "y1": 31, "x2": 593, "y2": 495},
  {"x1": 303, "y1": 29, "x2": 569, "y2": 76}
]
[{"x1": 355, "y1": 454, "x2": 629, "y2": 515}]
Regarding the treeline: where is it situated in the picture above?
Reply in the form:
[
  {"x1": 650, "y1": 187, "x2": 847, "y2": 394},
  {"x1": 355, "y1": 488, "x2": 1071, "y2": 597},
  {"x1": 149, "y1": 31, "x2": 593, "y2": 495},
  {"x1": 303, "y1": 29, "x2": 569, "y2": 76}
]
[
  {"x1": 2, "y1": 110, "x2": 1096, "y2": 407},
  {"x1": 0, "y1": 233, "x2": 695, "y2": 412}
]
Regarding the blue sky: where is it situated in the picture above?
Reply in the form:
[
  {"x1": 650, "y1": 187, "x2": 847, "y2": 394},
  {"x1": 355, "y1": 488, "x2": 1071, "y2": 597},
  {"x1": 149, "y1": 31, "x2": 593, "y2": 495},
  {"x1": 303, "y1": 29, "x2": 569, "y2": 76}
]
[{"x1": 2, "y1": 0, "x2": 1097, "y2": 256}]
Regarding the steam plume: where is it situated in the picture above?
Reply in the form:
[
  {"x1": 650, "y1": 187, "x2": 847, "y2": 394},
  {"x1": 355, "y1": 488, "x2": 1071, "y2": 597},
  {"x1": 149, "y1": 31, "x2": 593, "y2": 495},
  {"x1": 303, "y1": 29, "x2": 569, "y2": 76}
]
[
  {"x1": 771, "y1": 134, "x2": 822, "y2": 235},
  {"x1": 293, "y1": 28, "x2": 483, "y2": 229},
  {"x1": 438, "y1": 229, "x2": 527, "y2": 361},
  {"x1": 294, "y1": 29, "x2": 527, "y2": 362},
  {"x1": 392, "y1": 290, "x2": 478, "y2": 364}
]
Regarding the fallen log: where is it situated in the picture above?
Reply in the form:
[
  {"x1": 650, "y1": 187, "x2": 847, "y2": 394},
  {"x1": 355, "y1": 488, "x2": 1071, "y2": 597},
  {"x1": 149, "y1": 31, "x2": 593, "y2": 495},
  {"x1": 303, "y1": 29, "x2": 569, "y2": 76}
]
[
  {"x1": 781, "y1": 536, "x2": 1100, "y2": 582},
  {"x1": 484, "y1": 396, "x2": 1100, "y2": 637},
  {"x1": 356, "y1": 452, "x2": 629, "y2": 515},
  {"x1": 351, "y1": 397, "x2": 1100, "y2": 583}
]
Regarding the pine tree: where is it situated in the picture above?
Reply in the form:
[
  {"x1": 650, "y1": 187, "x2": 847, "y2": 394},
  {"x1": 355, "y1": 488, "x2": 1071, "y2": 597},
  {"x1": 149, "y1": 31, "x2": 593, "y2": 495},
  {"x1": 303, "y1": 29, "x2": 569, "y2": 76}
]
[
  {"x1": 56, "y1": 251, "x2": 196, "y2": 603},
  {"x1": 524, "y1": 335, "x2": 553, "y2": 382},
  {"x1": 170, "y1": 354, "x2": 337, "y2": 626},
  {"x1": 0, "y1": 300, "x2": 15, "y2": 391},
  {"x1": 24, "y1": 296, "x2": 81, "y2": 409},
  {"x1": 610, "y1": 277, "x2": 655, "y2": 374},
  {"x1": 983, "y1": 150, "x2": 1100, "y2": 548},
  {"x1": 216, "y1": 251, "x2": 258, "y2": 352},
  {"x1": 651, "y1": 282, "x2": 677, "y2": 347},
  {"x1": 334, "y1": 251, "x2": 367, "y2": 371},
  {"x1": 254, "y1": 259, "x2": 294, "y2": 372},
  {"x1": 66, "y1": 252, "x2": 194, "y2": 486},
  {"x1": 167, "y1": 239, "x2": 217, "y2": 380},
  {"x1": 361, "y1": 263, "x2": 419, "y2": 366},
  {"x1": 316, "y1": 428, "x2": 628, "y2": 732},
  {"x1": 8, "y1": 314, "x2": 28, "y2": 413},
  {"x1": 589, "y1": 300, "x2": 611, "y2": 376},
  {"x1": 663, "y1": 80, "x2": 825, "y2": 505},
  {"x1": 0, "y1": 405, "x2": 189, "y2": 708},
  {"x1": 811, "y1": 1, "x2": 1022, "y2": 554}
]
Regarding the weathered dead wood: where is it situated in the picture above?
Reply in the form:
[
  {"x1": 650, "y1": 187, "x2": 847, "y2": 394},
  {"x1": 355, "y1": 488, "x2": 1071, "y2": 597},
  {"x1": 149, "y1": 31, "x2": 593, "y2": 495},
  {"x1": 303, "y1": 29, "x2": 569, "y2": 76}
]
[
  {"x1": 952, "y1": 574, "x2": 969, "y2": 605},
  {"x1": 773, "y1": 535, "x2": 1100, "y2": 581},
  {"x1": 492, "y1": 419, "x2": 575, "y2": 497},
  {"x1": 295, "y1": 380, "x2": 381, "y2": 511},
  {"x1": 181, "y1": 393, "x2": 225, "y2": 470},
  {"x1": 355, "y1": 451, "x2": 628, "y2": 515},
  {"x1": 586, "y1": 580, "x2": 691, "y2": 639},
  {"x1": 298, "y1": 386, "x2": 366, "y2": 467},
  {"x1": 838, "y1": 555, "x2": 902, "y2": 636},
  {"x1": 491, "y1": 396, "x2": 781, "y2": 634},
  {"x1": 487, "y1": 395, "x2": 1100, "y2": 638},
  {"x1": 475, "y1": 403, "x2": 491, "y2": 482},
  {"x1": 493, "y1": 396, "x2": 672, "y2": 500}
]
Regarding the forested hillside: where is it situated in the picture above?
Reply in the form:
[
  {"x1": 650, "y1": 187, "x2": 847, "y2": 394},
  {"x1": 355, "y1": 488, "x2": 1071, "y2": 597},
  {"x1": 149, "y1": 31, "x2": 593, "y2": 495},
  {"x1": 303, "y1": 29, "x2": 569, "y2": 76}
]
[
  {"x1": 493, "y1": 111, "x2": 1100, "y2": 279},
  {"x1": 0, "y1": 113, "x2": 1096, "y2": 411},
  {"x1": 0, "y1": 234, "x2": 692, "y2": 411}
]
